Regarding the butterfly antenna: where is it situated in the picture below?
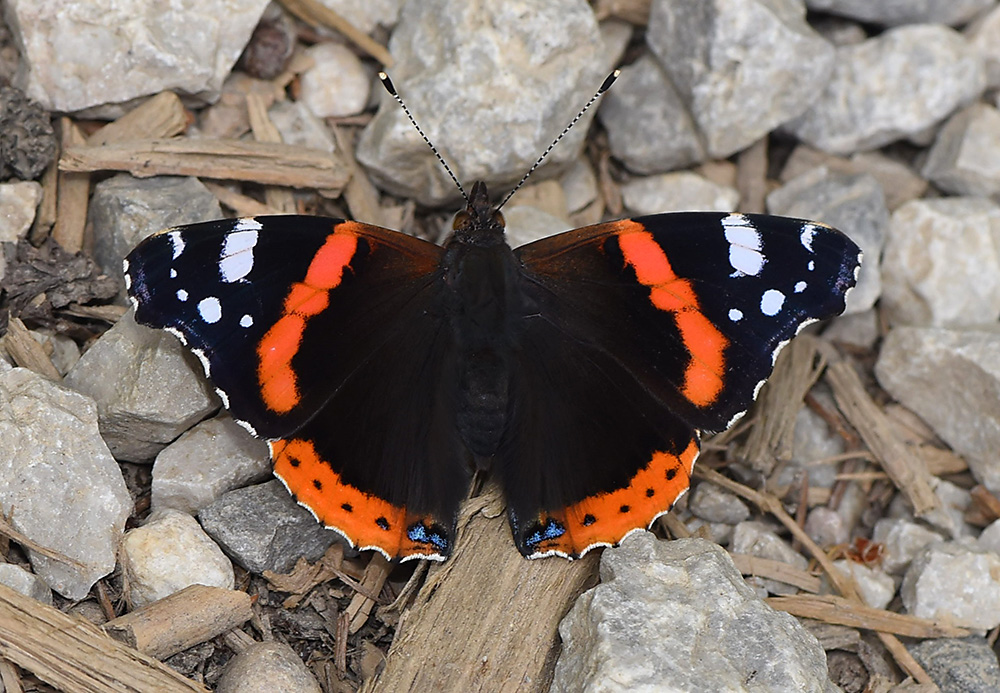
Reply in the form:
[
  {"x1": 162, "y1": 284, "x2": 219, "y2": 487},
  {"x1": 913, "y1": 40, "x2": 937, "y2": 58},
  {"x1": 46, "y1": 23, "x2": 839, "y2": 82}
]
[
  {"x1": 379, "y1": 72, "x2": 469, "y2": 204},
  {"x1": 496, "y1": 70, "x2": 620, "y2": 211}
]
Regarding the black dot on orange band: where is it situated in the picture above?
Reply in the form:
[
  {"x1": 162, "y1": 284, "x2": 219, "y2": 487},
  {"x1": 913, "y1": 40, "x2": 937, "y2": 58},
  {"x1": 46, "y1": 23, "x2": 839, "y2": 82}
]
[
  {"x1": 582, "y1": 514, "x2": 596, "y2": 526},
  {"x1": 375, "y1": 517, "x2": 390, "y2": 531},
  {"x1": 666, "y1": 468, "x2": 677, "y2": 480},
  {"x1": 646, "y1": 488, "x2": 655, "y2": 497},
  {"x1": 312, "y1": 479, "x2": 322, "y2": 490},
  {"x1": 619, "y1": 504, "x2": 630, "y2": 513},
  {"x1": 341, "y1": 503, "x2": 353, "y2": 513},
  {"x1": 288, "y1": 457, "x2": 300, "y2": 467}
]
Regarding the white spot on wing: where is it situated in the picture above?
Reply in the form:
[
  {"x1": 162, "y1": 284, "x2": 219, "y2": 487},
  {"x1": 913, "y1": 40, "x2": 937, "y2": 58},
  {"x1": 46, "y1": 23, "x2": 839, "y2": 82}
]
[
  {"x1": 191, "y1": 347, "x2": 212, "y2": 377},
  {"x1": 729, "y1": 308, "x2": 743, "y2": 322},
  {"x1": 800, "y1": 224, "x2": 817, "y2": 252},
  {"x1": 170, "y1": 268, "x2": 177, "y2": 279},
  {"x1": 808, "y1": 260, "x2": 815, "y2": 271},
  {"x1": 167, "y1": 231, "x2": 185, "y2": 259},
  {"x1": 722, "y1": 214, "x2": 764, "y2": 276},
  {"x1": 240, "y1": 314, "x2": 254, "y2": 328},
  {"x1": 220, "y1": 229, "x2": 259, "y2": 283},
  {"x1": 176, "y1": 289, "x2": 188, "y2": 302},
  {"x1": 198, "y1": 296, "x2": 222, "y2": 323},
  {"x1": 760, "y1": 289, "x2": 785, "y2": 316},
  {"x1": 123, "y1": 272, "x2": 132, "y2": 290},
  {"x1": 235, "y1": 217, "x2": 264, "y2": 231},
  {"x1": 794, "y1": 281, "x2": 807, "y2": 293}
]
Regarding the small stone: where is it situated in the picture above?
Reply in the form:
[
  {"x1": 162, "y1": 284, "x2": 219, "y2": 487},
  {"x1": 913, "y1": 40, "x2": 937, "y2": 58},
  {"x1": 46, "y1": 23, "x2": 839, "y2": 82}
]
[
  {"x1": 730, "y1": 521, "x2": 809, "y2": 596},
  {"x1": 873, "y1": 518, "x2": 945, "y2": 575},
  {"x1": 237, "y1": 8, "x2": 295, "y2": 80},
  {"x1": 7, "y1": 0, "x2": 272, "y2": 112},
  {"x1": 792, "y1": 403, "x2": 846, "y2": 478},
  {"x1": 902, "y1": 542, "x2": 1000, "y2": 630},
  {"x1": 356, "y1": 0, "x2": 618, "y2": 205},
  {"x1": 0, "y1": 368, "x2": 132, "y2": 600},
  {"x1": 922, "y1": 479, "x2": 975, "y2": 540},
  {"x1": 299, "y1": 42, "x2": 371, "y2": 119},
  {"x1": 268, "y1": 100, "x2": 337, "y2": 153},
  {"x1": 831, "y1": 559, "x2": 896, "y2": 610},
  {"x1": 217, "y1": 641, "x2": 322, "y2": 693},
  {"x1": 968, "y1": 5, "x2": 1000, "y2": 89},
  {"x1": 977, "y1": 519, "x2": 1000, "y2": 555},
  {"x1": 908, "y1": 637, "x2": 1000, "y2": 693},
  {"x1": 823, "y1": 309, "x2": 879, "y2": 349},
  {"x1": 315, "y1": 0, "x2": 404, "y2": 35},
  {"x1": 882, "y1": 198, "x2": 1000, "y2": 328},
  {"x1": 63, "y1": 312, "x2": 220, "y2": 462},
  {"x1": 688, "y1": 483, "x2": 750, "y2": 525},
  {"x1": 647, "y1": 0, "x2": 834, "y2": 159},
  {"x1": 783, "y1": 25, "x2": 985, "y2": 155},
  {"x1": 0, "y1": 181, "x2": 42, "y2": 242},
  {"x1": 152, "y1": 414, "x2": 271, "y2": 516},
  {"x1": 620, "y1": 172, "x2": 739, "y2": 215},
  {"x1": 805, "y1": 0, "x2": 995, "y2": 26},
  {"x1": 804, "y1": 507, "x2": 848, "y2": 549},
  {"x1": 503, "y1": 206, "x2": 572, "y2": 249},
  {"x1": 876, "y1": 327, "x2": 1000, "y2": 496},
  {"x1": 597, "y1": 54, "x2": 704, "y2": 174},
  {"x1": 0, "y1": 564, "x2": 52, "y2": 605},
  {"x1": 0, "y1": 86, "x2": 57, "y2": 180},
  {"x1": 88, "y1": 175, "x2": 222, "y2": 295},
  {"x1": 123, "y1": 509, "x2": 235, "y2": 609},
  {"x1": 198, "y1": 480, "x2": 346, "y2": 574},
  {"x1": 766, "y1": 168, "x2": 886, "y2": 314},
  {"x1": 559, "y1": 159, "x2": 598, "y2": 215},
  {"x1": 197, "y1": 73, "x2": 278, "y2": 140},
  {"x1": 552, "y1": 535, "x2": 833, "y2": 692},
  {"x1": 923, "y1": 103, "x2": 1000, "y2": 197}
]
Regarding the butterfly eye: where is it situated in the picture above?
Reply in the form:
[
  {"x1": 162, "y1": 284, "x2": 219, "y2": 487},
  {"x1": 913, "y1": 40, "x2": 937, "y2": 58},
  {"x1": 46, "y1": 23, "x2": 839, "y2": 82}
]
[
  {"x1": 493, "y1": 211, "x2": 505, "y2": 228},
  {"x1": 453, "y1": 211, "x2": 470, "y2": 230}
]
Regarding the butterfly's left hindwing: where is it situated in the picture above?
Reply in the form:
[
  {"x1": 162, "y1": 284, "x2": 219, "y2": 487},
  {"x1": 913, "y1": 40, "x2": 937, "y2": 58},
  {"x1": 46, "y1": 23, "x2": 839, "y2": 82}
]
[{"x1": 125, "y1": 216, "x2": 470, "y2": 561}]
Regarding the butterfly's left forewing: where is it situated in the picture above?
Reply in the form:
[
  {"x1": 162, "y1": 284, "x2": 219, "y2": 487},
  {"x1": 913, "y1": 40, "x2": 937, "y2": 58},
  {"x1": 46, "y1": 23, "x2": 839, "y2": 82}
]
[
  {"x1": 126, "y1": 217, "x2": 470, "y2": 561},
  {"x1": 502, "y1": 212, "x2": 860, "y2": 557}
]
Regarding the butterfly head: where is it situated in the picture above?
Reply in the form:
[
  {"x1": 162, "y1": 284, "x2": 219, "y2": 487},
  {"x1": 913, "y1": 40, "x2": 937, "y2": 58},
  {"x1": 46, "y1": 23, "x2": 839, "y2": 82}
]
[{"x1": 451, "y1": 180, "x2": 506, "y2": 246}]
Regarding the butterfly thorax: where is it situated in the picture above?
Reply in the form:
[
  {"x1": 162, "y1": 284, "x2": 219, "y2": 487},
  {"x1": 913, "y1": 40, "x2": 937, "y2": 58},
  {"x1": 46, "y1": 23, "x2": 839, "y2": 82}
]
[{"x1": 441, "y1": 183, "x2": 525, "y2": 461}]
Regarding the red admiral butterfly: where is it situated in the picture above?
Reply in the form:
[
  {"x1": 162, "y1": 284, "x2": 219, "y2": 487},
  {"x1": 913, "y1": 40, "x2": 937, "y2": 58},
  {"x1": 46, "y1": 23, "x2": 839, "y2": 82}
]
[{"x1": 124, "y1": 77, "x2": 861, "y2": 563}]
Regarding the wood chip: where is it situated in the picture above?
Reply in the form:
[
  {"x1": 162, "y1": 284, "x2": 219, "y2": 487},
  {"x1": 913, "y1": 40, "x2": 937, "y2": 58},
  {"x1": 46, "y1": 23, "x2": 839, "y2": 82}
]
[
  {"x1": 825, "y1": 359, "x2": 939, "y2": 516},
  {"x1": 1, "y1": 316, "x2": 62, "y2": 380},
  {"x1": 0, "y1": 582, "x2": 208, "y2": 692},
  {"x1": 736, "y1": 136, "x2": 768, "y2": 214},
  {"x1": 104, "y1": 584, "x2": 253, "y2": 660},
  {"x1": 333, "y1": 125, "x2": 387, "y2": 227},
  {"x1": 593, "y1": 0, "x2": 652, "y2": 24},
  {"x1": 362, "y1": 485, "x2": 598, "y2": 692},
  {"x1": 202, "y1": 182, "x2": 286, "y2": 217},
  {"x1": 87, "y1": 91, "x2": 188, "y2": 146},
  {"x1": 740, "y1": 335, "x2": 826, "y2": 474},
  {"x1": 729, "y1": 552, "x2": 822, "y2": 593},
  {"x1": 28, "y1": 158, "x2": 58, "y2": 245},
  {"x1": 247, "y1": 92, "x2": 298, "y2": 213},
  {"x1": 279, "y1": 0, "x2": 393, "y2": 67},
  {"x1": 60, "y1": 138, "x2": 349, "y2": 193},
  {"x1": 767, "y1": 594, "x2": 970, "y2": 639},
  {"x1": 52, "y1": 118, "x2": 90, "y2": 254},
  {"x1": 346, "y1": 554, "x2": 390, "y2": 634}
]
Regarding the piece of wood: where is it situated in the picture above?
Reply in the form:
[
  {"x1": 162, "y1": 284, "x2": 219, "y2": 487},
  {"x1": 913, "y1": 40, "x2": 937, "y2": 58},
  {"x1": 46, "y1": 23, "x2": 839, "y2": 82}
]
[
  {"x1": 246, "y1": 93, "x2": 298, "y2": 213},
  {"x1": 279, "y1": 0, "x2": 393, "y2": 67},
  {"x1": 1, "y1": 317, "x2": 62, "y2": 381},
  {"x1": 0, "y1": 582, "x2": 208, "y2": 692},
  {"x1": 346, "y1": 554, "x2": 390, "y2": 634},
  {"x1": 729, "y1": 552, "x2": 822, "y2": 593},
  {"x1": 87, "y1": 91, "x2": 188, "y2": 146},
  {"x1": 104, "y1": 584, "x2": 253, "y2": 660},
  {"x1": 363, "y1": 486, "x2": 598, "y2": 692},
  {"x1": 52, "y1": 118, "x2": 90, "y2": 254},
  {"x1": 736, "y1": 136, "x2": 768, "y2": 214},
  {"x1": 825, "y1": 359, "x2": 939, "y2": 516},
  {"x1": 767, "y1": 594, "x2": 970, "y2": 639},
  {"x1": 333, "y1": 125, "x2": 388, "y2": 227},
  {"x1": 28, "y1": 158, "x2": 59, "y2": 245},
  {"x1": 740, "y1": 336, "x2": 826, "y2": 474},
  {"x1": 60, "y1": 138, "x2": 349, "y2": 193},
  {"x1": 202, "y1": 181, "x2": 285, "y2": 217}
]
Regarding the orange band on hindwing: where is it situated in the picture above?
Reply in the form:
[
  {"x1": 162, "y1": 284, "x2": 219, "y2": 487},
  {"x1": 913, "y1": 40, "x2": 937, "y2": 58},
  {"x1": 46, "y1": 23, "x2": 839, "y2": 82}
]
[
  {"x1": 615, "y1": 222, "x2": 728, "y2": 408},
  {"x1": 257, "y1": 226, "x2": 359, "y2": 413}
]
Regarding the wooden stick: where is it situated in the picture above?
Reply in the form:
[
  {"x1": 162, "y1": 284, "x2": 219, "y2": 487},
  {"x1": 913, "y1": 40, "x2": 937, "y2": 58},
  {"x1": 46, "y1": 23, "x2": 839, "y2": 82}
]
[
  {"x1": 363, "y1": 486, "x2": 598, "y2": 692},
  {"x1": 279, "y1": 0, "x2": 393, "y2": 67},
  {"x1": 825, "y1": 360, "x2": 939, "y2": 516},
  {"x1": 1, "y1": 316, "x2": 62, "y2": 381},
  {"x1": 346, "y1": 554, "x2": 390, "y2": 634},
  {"x1": 246, "y1": 93, "x2": 298, "y2": 213},
  {"x1": 104, "y1": 584, "x2": 254, "y2": 660},
  {"x1": 729, "y1": 553, "x2": 822, "y2": 594},
  {"x1": 0, "y1": 582, "x2": 208, "y2": 692},
  {"x1": 52, "y1": 118, "x2": 90, "y2": 254},
  {"x1": 87, "y1": 91, "x2": 188, "y2": 146},
  {"x1": 767, "y1": 594, "x2": 969, "y2": 639},
  {"x1": 60, "y1": 138, "x2": 349, "y2": 193},
  {"x1": 202, "y1": 182, "x2": 286, "y2": 218}
]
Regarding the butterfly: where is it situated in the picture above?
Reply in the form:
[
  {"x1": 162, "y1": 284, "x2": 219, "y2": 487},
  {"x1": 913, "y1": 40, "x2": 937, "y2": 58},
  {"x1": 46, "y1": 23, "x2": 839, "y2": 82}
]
[{"x1": 124, "y1": 178, "x2": 861, "y2": 562}]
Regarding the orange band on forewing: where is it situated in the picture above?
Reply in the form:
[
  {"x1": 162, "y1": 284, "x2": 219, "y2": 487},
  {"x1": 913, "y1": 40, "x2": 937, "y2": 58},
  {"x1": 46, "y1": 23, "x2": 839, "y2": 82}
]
[
  {"x1": 617, "y1": 225, "x2": 728, "y2": 408},
  {"x1": 272, "y1": 438, "x2": 446, "y2": 559},
  {"x1": 257, "y1": 227, "x2": 358, "y2": 413},
  {"x1": 529, "y1": 438, "x2": 699, "y2": 557}
]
